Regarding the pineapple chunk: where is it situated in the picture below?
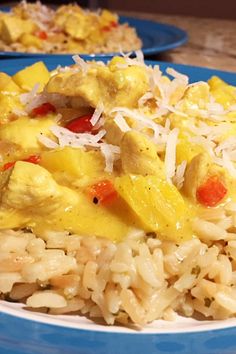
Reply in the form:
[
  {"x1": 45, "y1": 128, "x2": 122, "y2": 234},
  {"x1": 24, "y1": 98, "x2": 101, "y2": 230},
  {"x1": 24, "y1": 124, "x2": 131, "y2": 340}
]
[
  {"x1": 0, "y1": 93, "x2": 23, "y2": 124},
  {"x1": 20, "y1": 34, "x2": 42, "y2": 49},
  {"x1": 40, "y1": 147, "x2": 106, "y2": 181},
  {"x1": 0, "y1": 16, "x2": 36, "y2": 44},
  {"x1": 0, "y1": 16, "x2": 24, "y2": 43},
  {"x1": 176, "y1": 133, "x2": 205, "y2": 165},
  {"x1": 0, "y1": 117, "x2": 55, "y2": 151},
  {"x1": 12, "y1": 62, "x2": 50, "y2": 91},
  {"x1": 0, "y1": 72, "x2": 21, "y2": 93},
  {"x1": 208, "y1": 76, "x2": 236, "y2": 108},
  {"x1": 115, "y1": 174, "x2": 192, "y2": 242}
]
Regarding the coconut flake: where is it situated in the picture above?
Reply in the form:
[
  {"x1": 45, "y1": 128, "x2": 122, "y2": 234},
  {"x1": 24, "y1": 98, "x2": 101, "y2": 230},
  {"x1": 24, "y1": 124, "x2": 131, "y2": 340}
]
[
  {"x1": 222, "y1": 151, "x2": 236, "y2": 178},
  {"x1": 90, "y1": 103, "x2": 104, "y2": 126},
  {"x1": 114, "y1": 113, "x2": 131, "y2": 132},
  {"x1": 39, "y1": 123, "x2": 121, "y2": 173},
  {"x1": 135, "y1": 50, "x2": 144, "y2": 63},
  {"x1": 72, "y1": 55, "x2": 88, "y2": 74},
  {"x1": 49, "y1": 126, "x2": 106, "y2": 148},
  {"x1": 187, "y1": 81, "x2": 208, "y2": 88},
  {"x1": 138, "y1": 92, "x2": 153, "y2": 107},
  {"x1": 111, "y1": 107, "x2": 161, "y2": 141},
  {"x1": 20, "y1": 83, "x2": 40, "y2": 105},
  {"x1": 173, "y1": 160, "x2": 187, "y2": 190},
  {"x1": 12, "y1": 108, "x2": 27, "y2": 116},
  {"x1": 38, "y1": 134, "x2": 59, "y2": 149},
  {"x1": 165, "y1": 128, "x2": 179, "y2": 181},
  {"x1": 100, "y1": 143, "x2": 120, "y2": 173},
  {"x1": 166, "y1": 68, "x2": 189, "y2": 85}
]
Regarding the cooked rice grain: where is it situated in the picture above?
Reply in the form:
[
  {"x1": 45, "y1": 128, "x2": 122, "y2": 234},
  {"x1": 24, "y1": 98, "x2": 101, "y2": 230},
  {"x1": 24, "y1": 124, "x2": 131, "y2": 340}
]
[{"x1": 2, "y1": 201, "x2": 236, "y2": 326}]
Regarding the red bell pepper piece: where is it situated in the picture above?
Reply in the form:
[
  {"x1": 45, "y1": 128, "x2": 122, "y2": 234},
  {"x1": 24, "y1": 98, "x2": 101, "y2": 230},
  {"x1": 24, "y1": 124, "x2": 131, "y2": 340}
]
[
  {"x1": 31, "y1": 103, "x2": 56, "y2": 117},
  {"x1": 88, "y1": 180, "x2": 118, "y2": 205},
  {"x1": 2, "y1": 155, "x2": 41, "y2": 171},
  {"x1": 37, "y1": 31, "x2": 48, "y2": 40},
  {"x1": 196, "y1": 175, "x2": 227, "y2": 207},
  {"x1": 65, "y1": 115, "x2": 93, "y2": 133}
]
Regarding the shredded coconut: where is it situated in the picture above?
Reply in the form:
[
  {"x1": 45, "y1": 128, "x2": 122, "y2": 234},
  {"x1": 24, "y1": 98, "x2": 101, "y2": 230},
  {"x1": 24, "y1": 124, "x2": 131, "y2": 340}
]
[
  {"x1": 39, "y1": 126, "x2": 120, "y2": 172},
  {"x1": 12, "y1": 108, "x2": 27, "y2": 116},
  {"x1": 135, "y1": 50, "x2": 144, "y2": 64},
  {"x1": 100, "y1": 143, "x2": 120, "y2": 173},
  {"x1": 72, "y1": 55, "x2": 88, "y2": 74},
  {"x1": 90, "y1": 104, "x2": 104, "y2": 126},
  {"x1": 165, "y1": 128, "x2": 179, "y2": 181},
  {"x1": 111, "y1": 107, "x2": 162, "y2": 142},
  {"x1": 138, "y1": 92, "x2": 153, "y2": 107},
  {"x1": 49, "y1": 126, "x2": 106, "y2": 148},
  {"x1": 166, "y1": 67, "x2": 189, "y2": 85},
  {"x1": 38, "y1": 134, "x2": 59, "y2": 149},
  {"x1": 114, "y1": 113, "x2": 131, "y2": 132},
  {"x1": 20, "y1": 83, "x2": 40, "y2": 105},
  {"x1": 222, "y1": 151, "x2": 236, "y2": 178},
  {"x1": 173, "y1": 160, "x2": 187, "y2": 190}
]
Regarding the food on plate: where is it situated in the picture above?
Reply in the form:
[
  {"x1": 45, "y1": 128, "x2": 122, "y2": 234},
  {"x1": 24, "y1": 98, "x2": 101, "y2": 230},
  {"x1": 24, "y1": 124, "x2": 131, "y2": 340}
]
[
  {"x1": 1, "y1": 53, "x2": 236, "y2": 326},
  {"x1": 0, "y1": 1, "x2": 142, "y2": 54}
]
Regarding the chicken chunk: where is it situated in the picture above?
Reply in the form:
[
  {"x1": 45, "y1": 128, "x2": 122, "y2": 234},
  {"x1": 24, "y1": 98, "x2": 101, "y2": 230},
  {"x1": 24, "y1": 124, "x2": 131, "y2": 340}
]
[
  {"x1": 104, "y1": 118, "x2": 125, "y2": 146},
  {"x1": 1, "y1": 162, "x2": 78, "y2": 213},
  {"x1": 183, "y1": 152, "x2": 226, "y2": 203},
  {"x1": 120, "y1": 131, "x2": 165, "y2": 177},
  {"x1": 64, "y1": 13, "x2": 96, "y2": 40},
  {"x1": 45, "y1": 57, "x2": 149, "y2": 111},
  {"x1": 183, "y1": 153, "x2": 211, "y2": 199}
]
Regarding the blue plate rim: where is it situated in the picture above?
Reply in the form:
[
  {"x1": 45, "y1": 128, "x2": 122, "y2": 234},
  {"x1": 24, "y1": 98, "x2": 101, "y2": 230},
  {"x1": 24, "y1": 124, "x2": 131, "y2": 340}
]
[{"x1": 1, "y1": 56, "x2": 235, "y2": 85}]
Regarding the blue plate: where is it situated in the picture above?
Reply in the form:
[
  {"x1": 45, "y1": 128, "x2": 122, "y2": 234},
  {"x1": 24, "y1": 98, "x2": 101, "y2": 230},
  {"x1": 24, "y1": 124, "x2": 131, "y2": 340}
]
[
  {"x1": 1, "y1": 57, "x2": 236, "y2": 354},
  {"x1": 0, "y1": 7, "x2": 187, "y2": 58},
  {"x1": 2, "y1": 56, "x2": 236, "y2": 85}
]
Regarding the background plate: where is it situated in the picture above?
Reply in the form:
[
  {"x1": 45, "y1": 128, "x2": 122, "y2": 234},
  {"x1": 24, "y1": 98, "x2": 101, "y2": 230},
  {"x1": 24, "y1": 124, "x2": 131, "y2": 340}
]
[
  {"x1": 1, "y1": 57, "x2": 236, "y2": 354},
  {"x1": 0, "y1": 7, "x2": 188, "y2": 58}
]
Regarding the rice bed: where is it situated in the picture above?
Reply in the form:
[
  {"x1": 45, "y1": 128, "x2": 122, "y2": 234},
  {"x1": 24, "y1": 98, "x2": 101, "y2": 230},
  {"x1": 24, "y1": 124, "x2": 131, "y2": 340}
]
[{"x1": 1, "y1": 201, "x2": 236, "y2": 326}]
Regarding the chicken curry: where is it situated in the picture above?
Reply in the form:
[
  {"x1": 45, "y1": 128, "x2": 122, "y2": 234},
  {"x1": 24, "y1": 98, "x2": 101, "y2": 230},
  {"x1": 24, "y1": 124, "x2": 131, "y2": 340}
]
[{"x1": 0, "y1": 55, "x2": 236, "y2": 244}]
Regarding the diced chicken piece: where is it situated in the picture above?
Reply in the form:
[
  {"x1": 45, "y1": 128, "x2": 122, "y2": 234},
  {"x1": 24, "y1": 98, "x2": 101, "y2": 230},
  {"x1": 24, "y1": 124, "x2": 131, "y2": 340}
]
[
  {"x1": 54, "y1": 5, "x2": 83, "y2": 27},
  {"x1": 64, "y1": 13, "x2": 96, "y2": 40},
  {"x1": 45, "y1": 58, "x2": 149, "y2": 111},
  {"x1": 120, "y1": 131, "x2": 165, "y2": 177},
  {"x1": 183, "y1": 153, "x2": 211, "y2": 199},
  {"x1": 104, "y1": 118, "x2": 125, "y2": 145},
  {"x1": 183, "y1": 152, "x2": 227, "y2": 202},
  {"x1": 1, "y1": 162, "x2": 78, "y2": 213}
]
